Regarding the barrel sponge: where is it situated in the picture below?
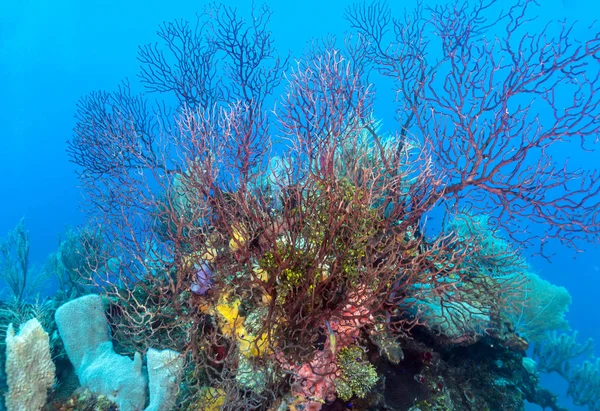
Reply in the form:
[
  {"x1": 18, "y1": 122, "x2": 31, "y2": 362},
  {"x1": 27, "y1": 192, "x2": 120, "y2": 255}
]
[{"x1": 5, "y1": 318, "x2": 56, "y2": 411}]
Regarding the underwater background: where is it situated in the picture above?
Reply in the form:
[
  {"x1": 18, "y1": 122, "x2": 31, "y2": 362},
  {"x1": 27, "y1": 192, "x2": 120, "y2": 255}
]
[{"x1": 0, "y1": 0, "x2": 599, "y2": 410}]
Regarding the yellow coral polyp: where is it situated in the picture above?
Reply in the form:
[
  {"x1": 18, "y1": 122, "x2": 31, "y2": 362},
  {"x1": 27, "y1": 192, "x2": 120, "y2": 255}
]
[
  {"x1": 253, "y1": 266, "x2": 269, "y2": 282},
  {"x1": 261, "y1": 293, "x2": 272, "y2": 305},
  {"x1": 180, "y1": 253, "x2": 197, "y2": 269},
  {"x1": 253, "y1": 265, "x2": 273, "y2": 305},
  {"x1": 181, "y1": 248, "x2": 217, "y2": 270},
  {"x1": 281, "y1": 268, "x2": 303, "y2": 285},
  {"x1": 202, "y1": 247, "x2": 217, "y2": 262},
  {"x1": 229, "y1": 224, "x2": 247, "y2": 251}
]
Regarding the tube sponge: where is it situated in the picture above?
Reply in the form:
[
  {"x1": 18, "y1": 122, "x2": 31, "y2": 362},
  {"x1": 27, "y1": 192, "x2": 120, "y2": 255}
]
[{"x1": 5, "y1": 318, "x2": 56, "y2": 411}]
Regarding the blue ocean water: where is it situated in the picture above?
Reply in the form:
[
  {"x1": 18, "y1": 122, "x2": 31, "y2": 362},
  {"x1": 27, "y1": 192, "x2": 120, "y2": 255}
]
[{"x1": 0, "y1": 0, "x2": 598, "y2": 409}]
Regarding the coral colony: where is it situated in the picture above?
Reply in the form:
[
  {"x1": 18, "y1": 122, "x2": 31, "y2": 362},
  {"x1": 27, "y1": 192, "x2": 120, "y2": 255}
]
[{"x1": 1, "y1": 0, "x2": 599, "y2": 410}]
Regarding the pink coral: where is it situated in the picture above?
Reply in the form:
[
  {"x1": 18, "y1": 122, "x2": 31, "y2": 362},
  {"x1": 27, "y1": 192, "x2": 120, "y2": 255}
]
[
  {"x1": 330, "y1": 286, "x2": 376, "y2": 348},
  {"x1": 277, "y1": 287, "x2": 376, "y2": 407},
  {"x1": 277, "y1": 348, "x2": 338, "y2": 405}
]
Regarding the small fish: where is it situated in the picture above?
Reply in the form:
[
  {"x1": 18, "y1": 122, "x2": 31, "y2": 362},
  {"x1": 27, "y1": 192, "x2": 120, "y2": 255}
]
[{"x1": 325, "y1": 320, "x2": 337, "y2": 355}]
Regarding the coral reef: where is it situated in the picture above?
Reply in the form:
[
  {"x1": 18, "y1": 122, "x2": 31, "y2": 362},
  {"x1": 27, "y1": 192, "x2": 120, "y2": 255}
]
[{"x1": 2, "y1": 0, "x2": 599, "y2": 410}]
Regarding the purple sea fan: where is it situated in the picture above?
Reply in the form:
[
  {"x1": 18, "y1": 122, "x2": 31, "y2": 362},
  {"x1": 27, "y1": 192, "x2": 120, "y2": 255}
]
[{"x1": 190, "y1": 261, "x2": 214, "y2": 295}]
